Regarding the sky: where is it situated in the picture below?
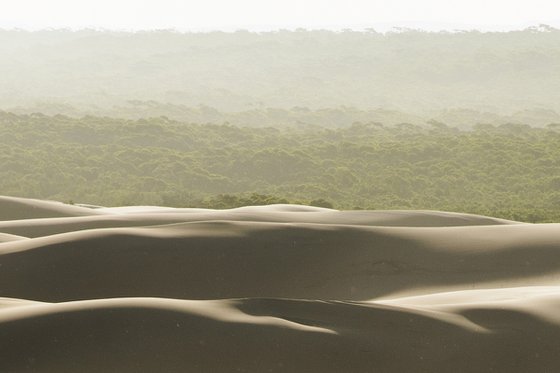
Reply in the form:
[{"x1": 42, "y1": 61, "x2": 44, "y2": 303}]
[{"x1": 1, "y1": 0, "x2": 559, "y2": 32}]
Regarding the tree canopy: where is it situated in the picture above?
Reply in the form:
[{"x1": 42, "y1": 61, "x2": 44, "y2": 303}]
[{"x1": 1, "y1": 111, "x2": 559, "y2": 222}]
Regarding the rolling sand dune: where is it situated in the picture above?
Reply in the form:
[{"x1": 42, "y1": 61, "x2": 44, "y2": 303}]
[
  {"x1": 0, "y1": 195, "x2": 105, "y2": 221},
  {"x1": 0, "y1": 196, "x2": 559, "y2": 372},
  {"x1": 2, "y1": 293, "x2": 560, "y2": 372},
  {"x1": 1, "y1": 221, "x2": 557, "y2": 301},
  {"x1": 0, "y1": 206, "x2": 518, "y2": 239}
]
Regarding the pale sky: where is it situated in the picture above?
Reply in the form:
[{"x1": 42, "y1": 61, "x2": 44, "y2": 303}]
[{"x1": 1, "y1": 0, "x2": 559, "y2": 31}]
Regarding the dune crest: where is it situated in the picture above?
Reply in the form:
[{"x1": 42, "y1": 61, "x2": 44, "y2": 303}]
[
  {"x1": 0, "y1": 195, "x2": 104, "y2": 221},
  {"x1": 0, "y1": 196, "x2": 519, "y2": 239}
]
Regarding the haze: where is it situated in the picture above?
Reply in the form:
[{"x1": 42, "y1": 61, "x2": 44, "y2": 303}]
[{"x1": 2, "y1": 0, "x2": 560, "y2": 31}]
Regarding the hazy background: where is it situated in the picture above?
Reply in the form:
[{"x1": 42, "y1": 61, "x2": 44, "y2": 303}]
[
  {"x1": 2, "y1": 0, "x2": 560, "y2": 125},
  {"x1": 2, "y1": 27, "x2": 560, "y2": 127},
  {"x1": 2, "y1": 0, "x2": 560, "y2": 220}
]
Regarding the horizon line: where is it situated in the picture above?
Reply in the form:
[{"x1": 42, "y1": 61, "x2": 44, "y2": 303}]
[{"x1": 1, "y1": 21, "x2": 560, "y2": 34}]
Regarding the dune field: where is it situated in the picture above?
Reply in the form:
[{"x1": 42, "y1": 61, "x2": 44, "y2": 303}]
[{"x1": 1, "y1": 195, "x2": 560, "y2": 372}]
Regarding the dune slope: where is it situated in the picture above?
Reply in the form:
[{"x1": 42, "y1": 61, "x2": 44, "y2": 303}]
[
  {"x1": 0, "y1": 196, "x2": 559, "y2": 372},
  {"x1": 2, "y1": 292, "x2": 560, "y2": 372},
  {"x1": 0, "y1": 195, "x2": 104, "y2": 221},
  {"x1": 0, "y1": 206, "x2": 518, "y2": 239},
  {"x1": 1, "y1": 220, "x2": 558, "y2": 301}
]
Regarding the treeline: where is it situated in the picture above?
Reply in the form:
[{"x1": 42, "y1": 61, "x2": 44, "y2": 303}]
[
  {"x1": 1, "y1": 111, "x2": 560, "y2": 222},
  {"x1": 2, "y1": 27, "x2": 560, "y2": 115},
  {"x1": 10, "y1": 101, "x2": 560, "y2": 129}
]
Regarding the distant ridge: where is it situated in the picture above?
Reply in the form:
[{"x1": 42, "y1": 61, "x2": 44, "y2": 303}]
[{"x1": 1, "y1": 28, "x2": 560, "y2": 114}]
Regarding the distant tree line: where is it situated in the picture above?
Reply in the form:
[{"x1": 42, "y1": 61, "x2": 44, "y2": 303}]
[
  {"x1": 1, "y1": 111, "x2": 559, "y2": 222},
  {"x1": 2, "y1": 27, "x2": 560, "y2": 116}
]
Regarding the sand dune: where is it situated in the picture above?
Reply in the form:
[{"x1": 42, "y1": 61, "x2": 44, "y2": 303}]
[
  {"x1": 0, "y1": 204, "x2": 518, "y2": 239},
  {"x1": 1, "y1": 220, "x2": 558, "y2": 301},
  {"x1": 0, "y1": 232, "x2": 28, "y2": 243},
  {"x1": 0, "y1": 195, "x2": 559, "y2": 372},
  {"x1": 2, "y1": 292, "x2": 560, "y2": 372},
  {"x1": 0, "y1": 195, "x2": 104, "y2": 221}
]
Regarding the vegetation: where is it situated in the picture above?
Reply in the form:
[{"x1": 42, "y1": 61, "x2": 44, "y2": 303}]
[
  {"x1": 2, "y1": 27, "x2": 560, "y2": 124},
  {"x1": 1, "y1": 111, "x2": 559, "y2": 222}
]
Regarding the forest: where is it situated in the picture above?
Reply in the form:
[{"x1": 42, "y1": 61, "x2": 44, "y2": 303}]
[
  {"x1": 1, "y1": 111, "x2": 559, "y2": 222},
  {"x1": 1, "y1": 27, "x2": 560, "y2": 125},
  {"x1": 2, "y1": 28, "x2": 560, "y2": 222}
]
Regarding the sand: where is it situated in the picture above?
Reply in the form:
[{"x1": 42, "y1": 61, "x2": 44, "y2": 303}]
[
  {"x1": 1, "y1": 195, "x2": 559, "y2": 372},
  {"x1": 0, "y1": 195, "x2": 105, "y2": 221}
]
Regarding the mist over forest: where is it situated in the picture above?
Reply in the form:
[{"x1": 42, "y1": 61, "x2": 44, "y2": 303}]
[
  {"x1": 2, "y1": 26, "x2": 560, "y2": 127},
  {"x1": 2, "y1": 26, "x2": 560, "y2": 219}
]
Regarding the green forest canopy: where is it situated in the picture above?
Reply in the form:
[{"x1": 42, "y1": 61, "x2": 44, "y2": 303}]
[{"x1": 1, "y1": 111, "x2": 559, "y2": 223}]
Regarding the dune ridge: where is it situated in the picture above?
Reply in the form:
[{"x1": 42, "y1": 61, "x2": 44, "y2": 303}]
[
  {"x1": 0, "y1": 205, "x2": 519, "y2": 239},
  {"x1": 0, "y1": 195, "x2": 559, "y2": 372},
  {"x1": 0, "y1": 195, "x2": 105, "y2": 221},
  {"x1": 2, "y1": 292, "x2": 560, "y2": 372}
]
